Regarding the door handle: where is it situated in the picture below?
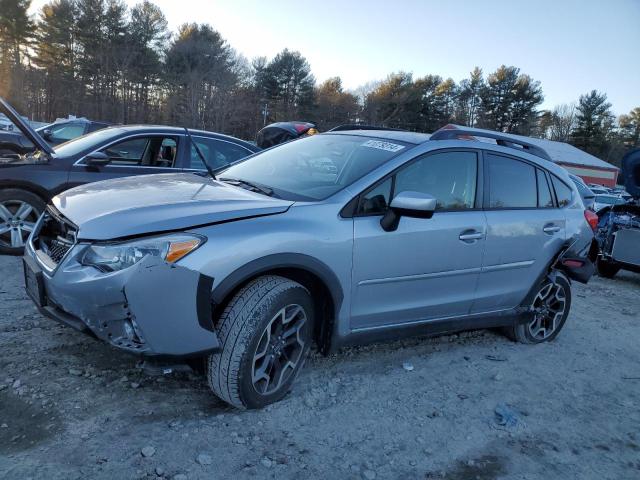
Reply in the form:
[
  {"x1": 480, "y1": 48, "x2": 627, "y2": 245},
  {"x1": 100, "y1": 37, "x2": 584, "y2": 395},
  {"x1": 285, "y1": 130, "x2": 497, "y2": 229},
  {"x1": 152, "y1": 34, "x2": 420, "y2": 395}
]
[
  {"x1": 459, "y1": 230, "x2": 484, "y2": 242},
  {"x1": 543, "y1": 224, "x2": 561, "y2": 234}
]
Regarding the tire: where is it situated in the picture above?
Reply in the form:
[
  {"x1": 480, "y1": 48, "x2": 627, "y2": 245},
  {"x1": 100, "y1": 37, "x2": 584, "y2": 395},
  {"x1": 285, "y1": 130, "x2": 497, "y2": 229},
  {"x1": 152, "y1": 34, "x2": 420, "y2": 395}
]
[
  {"x1": 207, "y1": 275, "x2": 314, "y2": 409},
  {"x1": 0, "y1": 189, "x2": 45, "y2": 255},
  {"x1": 509, "y1": 273, "x2": 572, "y2": 344},
  {"x1": 596, "y1": 258, "x2": 620, "y2": 279}
]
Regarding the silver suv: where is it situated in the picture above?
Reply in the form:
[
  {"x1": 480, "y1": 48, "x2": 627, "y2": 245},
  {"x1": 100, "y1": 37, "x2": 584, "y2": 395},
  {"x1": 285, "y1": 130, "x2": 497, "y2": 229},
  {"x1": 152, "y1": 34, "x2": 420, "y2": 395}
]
[{"x1": 23, "y1": 126, "x2": 596, "y2": 409}]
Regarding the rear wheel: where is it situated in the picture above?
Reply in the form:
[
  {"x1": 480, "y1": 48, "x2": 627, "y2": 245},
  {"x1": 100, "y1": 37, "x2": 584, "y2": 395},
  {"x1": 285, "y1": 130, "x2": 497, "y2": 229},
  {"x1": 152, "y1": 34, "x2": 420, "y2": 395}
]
[
  {"x1": 510, "y1": 274, "x2": 571, "y2": 344},
  {"x1": 0, "y1": 189, "x2": 45, "y2": 255},
  {"x1": 207, "y1": 275, "x2": 314, "y2": 409},
  {"x1": 596, "y1": 257, "x2": 620, "y2": 279}
]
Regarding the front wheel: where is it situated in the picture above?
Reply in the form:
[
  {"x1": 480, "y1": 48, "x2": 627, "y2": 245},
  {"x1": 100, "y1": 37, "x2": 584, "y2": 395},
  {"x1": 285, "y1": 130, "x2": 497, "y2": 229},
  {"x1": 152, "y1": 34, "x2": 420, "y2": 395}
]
[
  {"x1": 510, "y1": 274, "x2": 572, "y2": 344},
  {"x1": 207, "y1": 275, "x2": 314, "y2": 409},
  {"x1": 0, "y1": 189, "x2": 45, "y2": 255}
]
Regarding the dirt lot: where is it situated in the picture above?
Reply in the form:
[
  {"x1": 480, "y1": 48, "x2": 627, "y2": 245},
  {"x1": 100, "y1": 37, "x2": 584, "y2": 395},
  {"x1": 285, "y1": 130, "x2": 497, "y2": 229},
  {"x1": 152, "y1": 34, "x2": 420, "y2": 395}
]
[{"x1": 1, "y1": 255, "x2": 639, "y2": 480}]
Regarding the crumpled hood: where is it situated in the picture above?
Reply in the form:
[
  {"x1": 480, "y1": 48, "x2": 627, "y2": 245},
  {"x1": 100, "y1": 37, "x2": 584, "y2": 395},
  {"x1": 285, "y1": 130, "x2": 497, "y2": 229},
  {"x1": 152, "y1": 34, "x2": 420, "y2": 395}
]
[{"x1": 53, "y1": 173, "x2": 294, "y2": 240}]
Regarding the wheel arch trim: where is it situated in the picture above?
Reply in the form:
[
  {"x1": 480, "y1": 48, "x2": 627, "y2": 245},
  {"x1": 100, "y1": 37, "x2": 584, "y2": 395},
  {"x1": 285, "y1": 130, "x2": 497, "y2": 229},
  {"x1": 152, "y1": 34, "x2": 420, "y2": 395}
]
[
  {"x1": 211, "y1": 253, "x2": 344, "y2": 320},
  {"x1": 0, "y1": 180, "x2": 50, "y2": 202}
]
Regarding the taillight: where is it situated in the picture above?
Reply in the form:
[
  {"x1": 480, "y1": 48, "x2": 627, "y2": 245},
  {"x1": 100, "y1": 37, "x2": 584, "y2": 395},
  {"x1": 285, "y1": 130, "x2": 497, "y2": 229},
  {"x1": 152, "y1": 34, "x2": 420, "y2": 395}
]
[
  {"x1": 584, "y1": 209, "x2": 598, "y2": 231},
  {"x1": 562, "y1": 259, "x2": 584, "y2": 268}
]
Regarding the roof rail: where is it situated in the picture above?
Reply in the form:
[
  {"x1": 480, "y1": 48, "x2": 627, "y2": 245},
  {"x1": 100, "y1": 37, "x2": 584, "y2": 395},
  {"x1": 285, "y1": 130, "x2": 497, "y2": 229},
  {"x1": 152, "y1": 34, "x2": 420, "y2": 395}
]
[
  {"x1": 430, "y1": 125, "x2": 553, "y2": 162},
  {"x1": 328, "y1": 124, "x2": 404, "y2": 132}
]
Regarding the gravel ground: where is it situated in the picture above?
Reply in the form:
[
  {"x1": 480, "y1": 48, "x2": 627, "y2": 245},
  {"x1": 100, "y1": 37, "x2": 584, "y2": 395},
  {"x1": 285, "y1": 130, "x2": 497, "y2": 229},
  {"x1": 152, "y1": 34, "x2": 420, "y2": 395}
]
[{"x1": 1, "y1": 254, "x2": 639, "y2": 480}]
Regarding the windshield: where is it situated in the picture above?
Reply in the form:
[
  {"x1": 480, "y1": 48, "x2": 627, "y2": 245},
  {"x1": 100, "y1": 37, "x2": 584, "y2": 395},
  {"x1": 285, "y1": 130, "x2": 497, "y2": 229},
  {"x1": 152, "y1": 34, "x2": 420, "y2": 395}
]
[
  {"x1": 596, "y1": 195, "x2": 624, "y2": 205},
  {"x1": 53, "y1": 127, "x2": 125, "y2": 156},
  {"x1": 219, "y1": 134, "x2": 409, "y2": 200}
]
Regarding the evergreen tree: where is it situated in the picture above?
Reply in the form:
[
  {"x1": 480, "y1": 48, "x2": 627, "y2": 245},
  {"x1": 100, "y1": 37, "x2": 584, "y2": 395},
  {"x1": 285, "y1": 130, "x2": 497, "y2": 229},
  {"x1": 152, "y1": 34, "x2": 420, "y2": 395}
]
[
  {"x1": 33, "y1": 0, "x2": 78, "y2": 118},
  {"x1": 480, "y1": 65, "x2": 543, "y2": 133},
  {"x1": 259, "y1": 49, "x2": 315, "y2": 121},
  {"x1": 313, "y1": 77, "x2": 359, "y2": 130},
  {"x1": 570, "y1": 90, "x2": 613, "y2": 158},
  {"x1": 123, "y1": 0, "x2": 169, "y2": 122},
  {"x1": 455, "y1": 67, "x2": 483, "y2": 126},
  {"x1": 0, "y1": 0, "x2": 34, "y2": 107},
  {"x1": 164, "y1": 23, "x2": 238, "y2": 130},
  {"x1": 619, "y1": 107, "x2": 640, "y2": 148}
]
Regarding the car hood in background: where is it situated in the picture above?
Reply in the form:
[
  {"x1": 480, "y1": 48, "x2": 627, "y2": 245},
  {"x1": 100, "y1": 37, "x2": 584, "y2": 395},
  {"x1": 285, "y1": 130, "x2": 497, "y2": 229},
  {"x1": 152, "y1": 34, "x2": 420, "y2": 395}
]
[{"x1": 52, "y1": 173, "x2": 294, "y2": 240}]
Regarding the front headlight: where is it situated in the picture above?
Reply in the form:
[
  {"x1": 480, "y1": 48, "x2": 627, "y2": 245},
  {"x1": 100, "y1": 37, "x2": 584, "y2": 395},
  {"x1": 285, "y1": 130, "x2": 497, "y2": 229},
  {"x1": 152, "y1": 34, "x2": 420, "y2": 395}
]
[{"x1": 81, "y1": 233, "x2": 204, "y2": 272}]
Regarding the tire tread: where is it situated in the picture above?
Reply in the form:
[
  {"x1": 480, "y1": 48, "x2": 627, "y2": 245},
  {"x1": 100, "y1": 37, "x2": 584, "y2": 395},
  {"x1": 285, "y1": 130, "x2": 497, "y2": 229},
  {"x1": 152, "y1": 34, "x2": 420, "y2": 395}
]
[{"x1": 207, "y1": 275, "x2": 306, "y2": 408}]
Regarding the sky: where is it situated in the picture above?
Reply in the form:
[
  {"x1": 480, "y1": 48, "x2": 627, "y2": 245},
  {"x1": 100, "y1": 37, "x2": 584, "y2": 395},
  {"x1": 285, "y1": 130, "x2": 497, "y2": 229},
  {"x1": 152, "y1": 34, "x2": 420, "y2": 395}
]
[{"x1": 29, "y1": 0, "x2": 640, "y2": 115}]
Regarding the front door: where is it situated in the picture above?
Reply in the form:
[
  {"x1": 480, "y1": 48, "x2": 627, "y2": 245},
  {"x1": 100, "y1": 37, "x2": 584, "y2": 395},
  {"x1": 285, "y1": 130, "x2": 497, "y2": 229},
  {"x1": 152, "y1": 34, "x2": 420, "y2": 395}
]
[
  {"x1": 350, "y1": 150, "x2": 486, "y2": 330},
  {"x1": 68, "y1": 134, "x2": 182, "y2": 186}
]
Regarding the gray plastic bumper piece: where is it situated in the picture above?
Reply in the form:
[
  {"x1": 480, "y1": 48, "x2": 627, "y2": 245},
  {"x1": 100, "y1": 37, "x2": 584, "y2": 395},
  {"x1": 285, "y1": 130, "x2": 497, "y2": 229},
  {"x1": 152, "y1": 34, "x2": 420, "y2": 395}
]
[{"x1": 122, "y1": 256, "x2": 219, "y2": 357}]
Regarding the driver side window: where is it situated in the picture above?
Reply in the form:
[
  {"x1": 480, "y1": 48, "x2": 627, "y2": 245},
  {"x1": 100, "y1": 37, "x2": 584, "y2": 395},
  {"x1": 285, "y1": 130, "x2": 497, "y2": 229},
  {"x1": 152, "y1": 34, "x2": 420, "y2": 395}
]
[
  {"x1": 395, "y1": 151, "x2": 477, "y2": 210},
  {"x1": 99, "y1": 136, "x2": 178, "y2": 167},
  {"x1": 357, "y1": 151, "x2": 478, "y2": 215}
]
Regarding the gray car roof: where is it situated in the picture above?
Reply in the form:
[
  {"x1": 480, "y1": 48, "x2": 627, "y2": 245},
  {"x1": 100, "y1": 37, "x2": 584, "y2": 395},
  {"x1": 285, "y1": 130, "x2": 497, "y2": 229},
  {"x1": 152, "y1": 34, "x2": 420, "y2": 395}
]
[{"x1": 98, "y1": 125, "x2": 257, "y2": 148}]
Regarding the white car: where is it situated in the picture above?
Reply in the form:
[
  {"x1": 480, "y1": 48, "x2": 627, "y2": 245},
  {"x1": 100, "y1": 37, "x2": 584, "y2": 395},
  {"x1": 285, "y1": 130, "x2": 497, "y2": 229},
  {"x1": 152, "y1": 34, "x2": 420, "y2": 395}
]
[{"x1": 593, "y1": 194, "x2": 626, "y2": 212}]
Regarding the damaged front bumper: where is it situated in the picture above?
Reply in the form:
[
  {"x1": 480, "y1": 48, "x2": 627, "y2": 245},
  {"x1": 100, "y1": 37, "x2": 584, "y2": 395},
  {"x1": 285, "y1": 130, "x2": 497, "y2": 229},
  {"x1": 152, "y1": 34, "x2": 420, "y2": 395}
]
[{"x1": 23, "y1": 242, "x2": 220, "y2": 357}]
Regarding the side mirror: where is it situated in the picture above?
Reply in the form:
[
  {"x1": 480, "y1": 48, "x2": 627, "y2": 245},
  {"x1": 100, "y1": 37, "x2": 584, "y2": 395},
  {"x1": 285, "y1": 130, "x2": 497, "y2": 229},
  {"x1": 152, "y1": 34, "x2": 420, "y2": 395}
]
[
  {"x1": 84, "y1": 151, "x2": 111, "y2": 167},
  {"x1": 42, "y1": 129, "x2": 52, "y2": 141},
  {"x1": 380, "y1": 191, "x2": 437, "y2": 232}
]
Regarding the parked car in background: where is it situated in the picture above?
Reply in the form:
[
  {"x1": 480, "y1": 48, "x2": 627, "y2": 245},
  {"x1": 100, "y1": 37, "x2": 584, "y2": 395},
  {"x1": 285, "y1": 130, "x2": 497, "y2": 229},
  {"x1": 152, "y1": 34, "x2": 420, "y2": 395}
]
[
  {"x1": 0, "y1": 117, "x2": 112, "y2": 156},
  {"x1": 37, "y1": 118, "x2": 112, "y2": 146},
  {"x1": 0, "y1": 98, "x2": 259, "y2": 254},
  {"x1": 593, "y1": 148, "x2": 640, "y2": 278},
  {"x1": 589, "y1": 185, "x2": 611, "y2": 195},
  {"x1": 23, "y1": 125, "x2": 595, "y2": 409},
  {"x1": 610, "y1": 187, "x2": 633, "y2": 202},
  {"x1": 593, "y1": 194, "x2": 626, "y2": 212},
  {"x1": 569, "y1": 174, "x2": 595, "y2": 210}
]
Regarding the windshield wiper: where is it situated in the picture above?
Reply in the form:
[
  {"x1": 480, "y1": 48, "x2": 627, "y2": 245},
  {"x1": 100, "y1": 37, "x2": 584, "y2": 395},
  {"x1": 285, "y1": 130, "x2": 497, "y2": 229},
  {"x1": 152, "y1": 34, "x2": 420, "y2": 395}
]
[
  {"x1": 184, "y1": 127, "x2": 216, "y2": 180},
  {"x1": 219, "y1": 177, "x2": 276, "y2": 197}
]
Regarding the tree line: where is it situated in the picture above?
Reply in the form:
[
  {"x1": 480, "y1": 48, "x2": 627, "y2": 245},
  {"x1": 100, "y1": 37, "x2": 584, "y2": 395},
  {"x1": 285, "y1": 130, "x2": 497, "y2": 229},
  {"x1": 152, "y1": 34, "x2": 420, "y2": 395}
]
[{"x1": 0, "y1": 0, "x2": 638, "y2": 167}]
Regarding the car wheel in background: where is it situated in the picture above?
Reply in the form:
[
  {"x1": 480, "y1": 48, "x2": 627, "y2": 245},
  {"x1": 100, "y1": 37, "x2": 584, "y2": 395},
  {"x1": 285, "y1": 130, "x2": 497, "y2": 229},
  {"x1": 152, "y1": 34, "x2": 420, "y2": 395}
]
[
  {"x1": 0, "y1": 189, "x2": 45, "y2": 255},
  {"x1": 596, "y1": 257, "x2": 620, "y2": 279},
  {"x1": 207, "y1": 275, "x2": 314, "y2": 409},
  {"x1": 509, "y1": 273, "x2": 572, "y2": 344}
]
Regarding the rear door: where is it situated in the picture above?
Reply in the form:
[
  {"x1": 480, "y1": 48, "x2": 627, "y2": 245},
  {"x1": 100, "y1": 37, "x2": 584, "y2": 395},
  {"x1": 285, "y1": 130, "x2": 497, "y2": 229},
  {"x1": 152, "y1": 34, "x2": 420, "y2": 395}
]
[
  {"x1": 68, "y1": 134, "x2": 184, "y2": 185},
  {"x1": 471, "y1": 152, "x2": 566, "y2": 313},
  {"x1": 350, "y1": 149, "x2": 486, "y2": 330},
  {"x1": 181, "y1": 135, "x2": 255, "y2": 172}
]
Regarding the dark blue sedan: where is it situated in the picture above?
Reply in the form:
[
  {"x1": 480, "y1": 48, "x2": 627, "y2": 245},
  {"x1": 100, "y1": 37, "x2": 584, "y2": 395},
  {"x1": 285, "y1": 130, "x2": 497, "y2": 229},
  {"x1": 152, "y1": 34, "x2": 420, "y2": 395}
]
[{"x1": 0, "y1": 98, "x2": 259, "y2": 254}]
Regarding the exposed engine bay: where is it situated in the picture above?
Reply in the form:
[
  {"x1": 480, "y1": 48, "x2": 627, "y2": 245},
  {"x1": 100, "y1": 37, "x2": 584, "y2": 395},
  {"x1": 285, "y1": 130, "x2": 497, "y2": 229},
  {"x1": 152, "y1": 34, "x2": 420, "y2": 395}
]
[
  {"x1": 595, "y1": 204, "x2": 640, "y2": 269},
  {"x1": 594, "y1": 148, "x2": 640, "y2": 276}
]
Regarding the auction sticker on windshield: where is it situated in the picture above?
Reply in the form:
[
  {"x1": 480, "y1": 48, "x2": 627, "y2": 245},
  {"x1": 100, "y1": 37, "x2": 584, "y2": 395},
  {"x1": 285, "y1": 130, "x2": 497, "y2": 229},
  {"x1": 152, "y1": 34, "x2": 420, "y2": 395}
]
[{"x1": 361, "y1": 140, "x2": 405, "y2": 152}]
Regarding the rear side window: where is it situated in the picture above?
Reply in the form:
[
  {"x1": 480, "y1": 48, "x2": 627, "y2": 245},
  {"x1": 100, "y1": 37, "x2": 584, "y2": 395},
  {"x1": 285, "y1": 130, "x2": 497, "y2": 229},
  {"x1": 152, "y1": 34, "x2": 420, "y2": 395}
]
[
  {"x1": 190, "y1": 137, "x2": 251, "y2": 170},
  {"x1": 487, "y1": 153, "x2": 537, "y2": 208},
  {"x1": 551, "y1": 175, "x2": 573, "y2": 207},
  {"x1": 537, "y1": 169, "x2": 554, "y2": 208}
]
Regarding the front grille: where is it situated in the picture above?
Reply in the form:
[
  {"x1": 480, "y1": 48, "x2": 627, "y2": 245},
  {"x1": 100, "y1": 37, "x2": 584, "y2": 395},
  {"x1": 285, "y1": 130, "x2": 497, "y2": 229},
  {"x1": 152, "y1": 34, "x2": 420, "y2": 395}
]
[{"x1": 32, "y1": 207, "x2": 77, "y2": 268}]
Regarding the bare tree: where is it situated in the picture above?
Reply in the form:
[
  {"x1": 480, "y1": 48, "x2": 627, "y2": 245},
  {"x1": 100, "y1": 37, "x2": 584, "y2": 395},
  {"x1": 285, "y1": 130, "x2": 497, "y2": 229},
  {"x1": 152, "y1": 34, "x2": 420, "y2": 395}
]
[{"x1": 546, "y1": 103, "x2": 577, "y2": 142}]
